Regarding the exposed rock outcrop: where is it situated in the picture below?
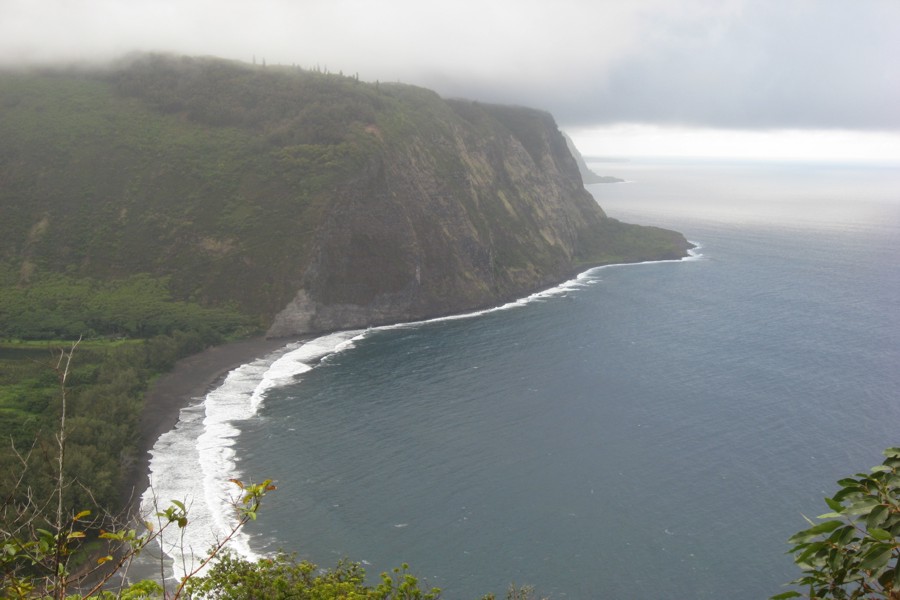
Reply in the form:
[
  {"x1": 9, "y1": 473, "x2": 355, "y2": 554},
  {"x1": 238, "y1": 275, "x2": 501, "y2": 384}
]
[
  {"x1": 0, "y1": 55, "x2": 691, "y2": 339},
  {"x1": 268, "y1": 101, "x2": 690, "y2": 336}
]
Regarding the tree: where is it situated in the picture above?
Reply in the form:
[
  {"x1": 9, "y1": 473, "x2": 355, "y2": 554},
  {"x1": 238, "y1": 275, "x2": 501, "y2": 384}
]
[
  {"x1": 0, "y1": 341, "x2": 449, "y2": 599},
  {"x1": 0, "y1": 340, "x2": 276, "y2": 599},
  {"x1": 773, "y1": 448, "x2": 900, "y2": 599},
  {"x1": 186, "y1": 554, "x2": 442, "y2": 600}
]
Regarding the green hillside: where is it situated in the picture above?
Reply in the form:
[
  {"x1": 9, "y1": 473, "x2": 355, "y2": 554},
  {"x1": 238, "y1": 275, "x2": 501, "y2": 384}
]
[
  {"x1": 1, "y1": 54, "x2": 690, "y2": 339},
  {"x1": 0, "y1": 54, "x2": 691, "y2": 523},
  {"x1": 1, "y1": 57, "x2": 382, "y2": 328}
]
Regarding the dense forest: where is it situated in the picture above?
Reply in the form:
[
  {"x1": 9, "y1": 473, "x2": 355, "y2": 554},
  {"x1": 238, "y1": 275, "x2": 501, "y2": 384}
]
[
  {"x1": 0, "y1": 55, "x2": 692, "y2": 524},
  {"x1": 0, "y1": 54, "x2": 896, "y2": 600},
  {"x1": 1, "y1": 54, "x2": 693, "y2": 597}
]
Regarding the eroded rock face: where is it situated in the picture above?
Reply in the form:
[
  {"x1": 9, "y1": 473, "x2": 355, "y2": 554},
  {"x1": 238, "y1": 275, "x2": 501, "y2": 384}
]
[
  {"x1": 0, "y1": 56, "x2": 689, "y2": 338},
  {"x1": 268, "y1": 101, "x2": 690, "y2": 337}
]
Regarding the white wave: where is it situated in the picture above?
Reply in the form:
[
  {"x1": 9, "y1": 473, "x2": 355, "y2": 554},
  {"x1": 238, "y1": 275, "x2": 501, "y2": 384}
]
[
  {"x1": 685, "y1": 241, "x2": 703, "y2": 260},
  {"x1": 249, "y1": 331, "x2": 362, "y2": 410},
  {"x1": 141, "y1": 331, "x2": 362, "y2": 581},
  {"x1": 141, "y1": 246, "x2": 702, "y2": 580},
  {"x1": 376, "y1": 247, "x2": 701, "y2": 331},
  {"x1": 374, "y1": 275, "x2": 596, "y2": 332}
]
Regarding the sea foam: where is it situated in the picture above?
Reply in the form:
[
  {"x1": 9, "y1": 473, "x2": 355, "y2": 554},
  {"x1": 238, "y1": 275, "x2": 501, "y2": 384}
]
[
  {"x1": 141, "y1": 249, "x2": 699, "y2": 579},
  {"x1": 142, "y1": 331, "x2": 362, "y2": 579}
]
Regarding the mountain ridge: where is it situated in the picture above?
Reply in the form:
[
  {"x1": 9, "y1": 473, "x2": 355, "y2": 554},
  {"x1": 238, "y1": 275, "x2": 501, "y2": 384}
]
[{"x1": 0, "y1": 54, "x2": 692, "y2": 339}]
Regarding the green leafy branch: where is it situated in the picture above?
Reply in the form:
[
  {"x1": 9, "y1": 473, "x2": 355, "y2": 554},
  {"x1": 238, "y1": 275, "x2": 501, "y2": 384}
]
[{"x1": 774, "y1": 447, "x2": 900, "y2": 600}]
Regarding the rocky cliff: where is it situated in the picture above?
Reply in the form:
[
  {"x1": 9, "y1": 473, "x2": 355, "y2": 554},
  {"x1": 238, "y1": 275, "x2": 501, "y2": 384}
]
[
  {"x1": 0, "y1": 55, "x2": 691, "y2": 339},
  {"x1": 269, "y1": 101, "x2": 689, "y2": 335}
]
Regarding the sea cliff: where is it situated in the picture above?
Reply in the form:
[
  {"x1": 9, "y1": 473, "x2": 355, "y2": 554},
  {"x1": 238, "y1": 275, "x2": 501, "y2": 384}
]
[{"x1": 0, "y1": 54, "x2": 691, "y2": 339}]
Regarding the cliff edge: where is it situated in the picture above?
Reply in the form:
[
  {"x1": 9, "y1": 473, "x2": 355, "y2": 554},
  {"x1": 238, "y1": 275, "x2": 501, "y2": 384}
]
[{"x1": 0, "y1": 55, "x2": 691, "y2": 338}]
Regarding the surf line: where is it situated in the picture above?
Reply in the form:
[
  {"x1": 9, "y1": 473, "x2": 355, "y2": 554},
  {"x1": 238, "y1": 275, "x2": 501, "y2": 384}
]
[{"x1": 141, "y1": 244, "x2": 701, "y2": 577}]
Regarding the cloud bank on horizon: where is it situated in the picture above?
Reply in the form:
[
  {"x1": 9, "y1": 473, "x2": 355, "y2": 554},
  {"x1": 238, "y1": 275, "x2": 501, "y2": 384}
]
[{"x1": 2, "y1": 0, "x2": 899, "y2": 156}]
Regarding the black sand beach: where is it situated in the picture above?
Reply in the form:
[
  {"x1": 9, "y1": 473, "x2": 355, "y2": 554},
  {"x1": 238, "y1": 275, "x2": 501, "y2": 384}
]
[{"x1": 127, "y1": 336, "x2": 293, "y2": 511}]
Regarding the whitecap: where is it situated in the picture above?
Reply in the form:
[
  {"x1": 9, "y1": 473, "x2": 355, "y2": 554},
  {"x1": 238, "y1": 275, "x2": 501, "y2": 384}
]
[
  {"x1": 142, "y1": 330, "x2": 364, "y2": 580},
  {"x1": 141, "y1": 245, "x2": 703, "y2": 580}
]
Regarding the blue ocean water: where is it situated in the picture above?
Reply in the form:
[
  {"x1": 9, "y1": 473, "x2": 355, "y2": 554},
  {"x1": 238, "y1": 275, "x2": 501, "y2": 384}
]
[{"x1": 149, "y1": 158, "x2": 900, "y2": 598}]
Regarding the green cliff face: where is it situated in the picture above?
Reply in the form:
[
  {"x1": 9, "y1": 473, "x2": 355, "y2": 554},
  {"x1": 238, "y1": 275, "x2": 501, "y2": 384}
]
[{"x1": 0, "y1": 54, "x2": 691, "y2": 338}]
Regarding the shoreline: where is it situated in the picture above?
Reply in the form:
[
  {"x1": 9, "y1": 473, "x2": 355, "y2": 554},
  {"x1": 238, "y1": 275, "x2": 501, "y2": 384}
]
[
  {"x1": 127, "y1": 249, "x2": 700, "y2": 515},
  {"x1": 127, "y1": 336, "x2": 293, "y2": 513},
  {"x1": 121, "y1": 248, "x2": 700, "y2": 584}
]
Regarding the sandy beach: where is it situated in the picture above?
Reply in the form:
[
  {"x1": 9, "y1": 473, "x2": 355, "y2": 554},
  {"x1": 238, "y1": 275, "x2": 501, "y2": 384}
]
[{"x1": 126, "y1": 336, "x2": 293, "y2": 511}]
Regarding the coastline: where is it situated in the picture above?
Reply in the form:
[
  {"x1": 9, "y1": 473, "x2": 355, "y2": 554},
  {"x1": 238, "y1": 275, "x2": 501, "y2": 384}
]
[
  {"x1": 126, "y1": 244, "x2": 698, "y2": 517},
  {"x1": 122, "y1": 248, "x2": 700, "y2": 585},
  {"x1": 127, "y1": 336, "x2": 293, "y2": 513}
]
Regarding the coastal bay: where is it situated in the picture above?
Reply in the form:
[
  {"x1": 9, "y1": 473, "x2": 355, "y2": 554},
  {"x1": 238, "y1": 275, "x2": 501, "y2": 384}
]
[
  {"x1": 144, "y1": 158, "x2": 900, "y2": 599},
  {"x1": 130, "y1": 336, "x2": 291, "y2": 510}
]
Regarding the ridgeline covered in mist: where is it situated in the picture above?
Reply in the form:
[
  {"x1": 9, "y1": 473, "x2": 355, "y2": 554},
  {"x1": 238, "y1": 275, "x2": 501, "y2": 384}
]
[
  {"x1": 0, "y1": 54, "x2": 690, "y2": 340},
  {"x1": 0, "y1": 53, "x2": 692, "y2": 597}
]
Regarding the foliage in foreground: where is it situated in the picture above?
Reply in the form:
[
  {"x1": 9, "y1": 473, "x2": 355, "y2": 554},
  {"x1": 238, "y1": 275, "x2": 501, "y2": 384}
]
[
  {"x1": 186, "y1": 552, "x2": 440, "y2": 600},
  {"x1": 1, "y1": 343, "x2": 505, "y2": 599},
  {"x1": 187, "y1": 552, "x2": 546, "y2": 600},
  {"x1": 0, "y1": 329, "x2": 239, "y2": 520},
  {"x1": 774, "y1": 448, "x2": 900, "y2": 599}
]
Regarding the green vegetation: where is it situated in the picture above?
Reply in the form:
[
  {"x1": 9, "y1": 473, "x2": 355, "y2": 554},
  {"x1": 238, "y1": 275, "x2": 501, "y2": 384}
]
[
  {"x1": 774, "y1": 448, "x2": 900, "y2": 599},
  {"x1": 1, "y1": 53, "x2": 691, "y2": 597},
  {"x1": 185, "y1": 553, "x2": 441, "y2": 600},
  {"x1": 0, "y1": 345, "x2": 534, "y2": 598},
  {"x1": 0, "y1": 331, "x2": 234, "y2": 520},
  {"x1": 0, "y1": 249, "x2": 256, "y2": 522},
  {"x1": 0, "y1": 270, "x2": 252, "y2": 340},
  {"x1": 0, "y1": 55, "x2": 383, "y2": 323},
  {"x1": 2, "y1": 53, "x2": 690, "y2": 339}
]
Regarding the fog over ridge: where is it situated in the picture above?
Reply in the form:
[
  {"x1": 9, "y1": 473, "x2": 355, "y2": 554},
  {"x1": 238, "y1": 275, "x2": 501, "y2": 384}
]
[{"x1": 2, "y1": 0, "x2": 898, "y2": 157}]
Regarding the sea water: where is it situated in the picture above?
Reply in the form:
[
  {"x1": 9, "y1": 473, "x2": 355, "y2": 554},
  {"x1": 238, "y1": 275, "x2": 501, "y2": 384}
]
[{"x1": 145, "y1": 158, "x2": 900, "y2": 598}]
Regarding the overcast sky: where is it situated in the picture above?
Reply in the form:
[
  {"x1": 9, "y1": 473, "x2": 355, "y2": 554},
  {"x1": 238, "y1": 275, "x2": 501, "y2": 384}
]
[{"x1": 2, "y1": 0, "x2": 899, "y2": 159}]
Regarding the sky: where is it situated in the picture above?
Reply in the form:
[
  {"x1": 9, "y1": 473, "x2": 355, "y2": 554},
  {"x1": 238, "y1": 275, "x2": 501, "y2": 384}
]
[{"x1": 2, "y1": 0, "x2": 899, "y2": 161}]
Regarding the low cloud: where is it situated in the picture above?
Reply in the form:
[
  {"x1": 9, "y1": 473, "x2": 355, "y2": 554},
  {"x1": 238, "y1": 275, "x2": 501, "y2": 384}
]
[{"x1": 1, "y1": 0, "x2": 897, "y2": 132}]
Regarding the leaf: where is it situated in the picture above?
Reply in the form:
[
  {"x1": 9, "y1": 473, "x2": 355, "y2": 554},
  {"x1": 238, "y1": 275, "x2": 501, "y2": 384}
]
[
  {"x1": 825, "y1": 497, "x2": 844, "y2": 512},
  {"x1": 807, "y1": 520, "x2": 843, "y2": 535},
  {"x1": 833, "y1": 486, "x2": 863, "y2": 502},
  {"x1": 878, "y1": 566, "x2": 895, "y2": 589},
  {"x1": 789, "y1": 522, "x2": 832, "y2": 545},
  {"x1": 770, "y1": 591, "x2": 802, "y2": 599},
  {"x1": 860, "y1": 544, "x2": 893, "y2": 572},
  {"x1": 838, "y1": 525, "x2": 857, "y2": 546},
  {"x1": 867, "y1": 505, "x2": 890, "y2": 529},
  {"x1": 868, "y1": 527, "x2": 893, "y2": 542},
  {"x1": 846, "y1": 498, "x2": 880, "y2": 516},
  {"x1": 170, "y1": 499, "x2": 186, "y2": 512},
  {"x1": 796, "y1": 542, "x2": 827, "y2": 566},
  {"x1": 73, "y1": 510, "x2": 92, "y2": 521}
]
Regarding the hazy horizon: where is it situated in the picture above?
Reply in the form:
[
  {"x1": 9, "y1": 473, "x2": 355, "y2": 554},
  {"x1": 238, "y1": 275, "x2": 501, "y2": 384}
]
[{"x1": 3, "y1": 0, "x2": 898, "y2": 161}]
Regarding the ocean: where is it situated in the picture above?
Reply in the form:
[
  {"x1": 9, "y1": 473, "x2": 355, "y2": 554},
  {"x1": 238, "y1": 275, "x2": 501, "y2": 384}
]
[{"x1": 144, "y1": 158, "x2": 900, "y2": 598}]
